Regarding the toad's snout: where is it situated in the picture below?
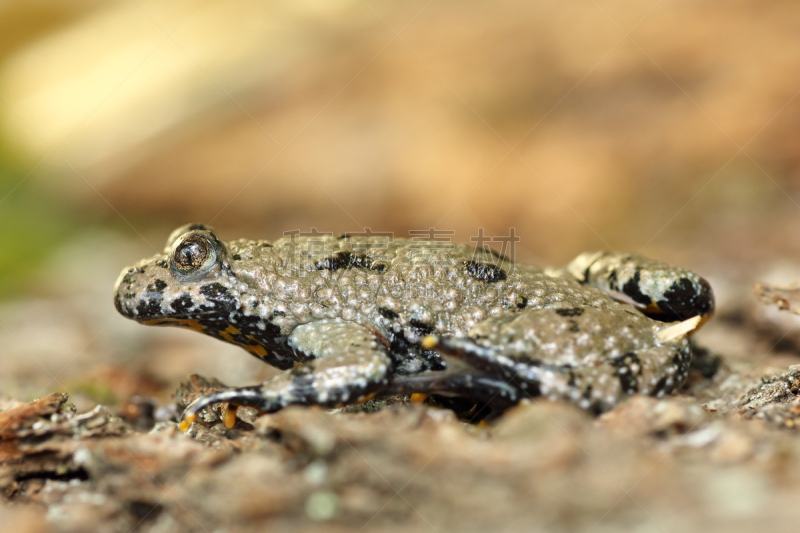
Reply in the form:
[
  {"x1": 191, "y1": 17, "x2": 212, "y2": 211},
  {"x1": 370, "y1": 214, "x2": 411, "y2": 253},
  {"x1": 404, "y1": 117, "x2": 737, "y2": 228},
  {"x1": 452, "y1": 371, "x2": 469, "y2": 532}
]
[{"x1": 113, "y1": 263, "x2": 171, "y2": 321}]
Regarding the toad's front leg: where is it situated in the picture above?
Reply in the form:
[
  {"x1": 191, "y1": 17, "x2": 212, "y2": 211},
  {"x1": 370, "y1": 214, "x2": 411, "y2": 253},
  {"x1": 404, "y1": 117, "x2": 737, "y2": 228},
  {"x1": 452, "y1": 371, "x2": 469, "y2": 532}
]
[{"x1": 180, "y1": 319, "x2": 392, "y2": 430}]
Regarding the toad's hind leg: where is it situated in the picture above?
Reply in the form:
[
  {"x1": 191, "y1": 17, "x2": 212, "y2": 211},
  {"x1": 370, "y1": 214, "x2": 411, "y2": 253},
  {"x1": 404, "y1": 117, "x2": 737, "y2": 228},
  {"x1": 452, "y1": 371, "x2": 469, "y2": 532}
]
[
  {"x1": 386, "y1": 368, "x2": 520, "y2": 405},
  {"x1": 181, "y1": 319, "x2": 392, "y2": 429},
  {"x1": 431, "y1": 336, "x2": 692, "y2": 414},
  {"x1": 563, "y1": 251, "x2": 715, "y2": 323},
  {"x1": 423, "y1": 307, "x2": 696, "y2": 414}
]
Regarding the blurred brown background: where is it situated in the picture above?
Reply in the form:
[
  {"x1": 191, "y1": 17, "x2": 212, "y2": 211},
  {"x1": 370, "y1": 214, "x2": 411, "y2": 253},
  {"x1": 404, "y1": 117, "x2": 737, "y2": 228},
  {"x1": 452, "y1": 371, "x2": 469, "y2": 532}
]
[
  {"x1": 4, "y1": 4, "x2": 800, "y2": 531},
  {"x1": 1, "y1": 0, "x2": 799, "y2": 398}
]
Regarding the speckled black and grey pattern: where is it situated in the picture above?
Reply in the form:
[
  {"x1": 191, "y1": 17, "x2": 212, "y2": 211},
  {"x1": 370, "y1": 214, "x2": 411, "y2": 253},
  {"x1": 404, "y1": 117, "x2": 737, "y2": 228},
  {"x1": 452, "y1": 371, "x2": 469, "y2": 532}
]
[
  {"x1": 113, "y1": 224, "x2": 714, "y2": 421},
  {"x1": 433, "y1": 306, "x2": 692, "y2": 413},
  {"x1": 562, "y1": 251, "x2": 715, "y2": 322}
]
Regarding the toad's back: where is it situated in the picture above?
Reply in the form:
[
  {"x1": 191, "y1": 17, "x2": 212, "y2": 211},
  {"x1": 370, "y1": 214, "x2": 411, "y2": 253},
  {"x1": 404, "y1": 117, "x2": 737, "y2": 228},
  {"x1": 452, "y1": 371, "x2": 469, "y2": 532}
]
[{"x1": 225, "y1": 233, "x2": 619, "y2": 341}]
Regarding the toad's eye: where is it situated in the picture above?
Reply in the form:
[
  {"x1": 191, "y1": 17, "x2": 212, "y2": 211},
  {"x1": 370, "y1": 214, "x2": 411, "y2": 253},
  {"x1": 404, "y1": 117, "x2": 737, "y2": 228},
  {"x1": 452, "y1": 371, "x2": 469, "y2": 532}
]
[{"x1": 172, "y1": 234, "x2": 216, "y2": 274}]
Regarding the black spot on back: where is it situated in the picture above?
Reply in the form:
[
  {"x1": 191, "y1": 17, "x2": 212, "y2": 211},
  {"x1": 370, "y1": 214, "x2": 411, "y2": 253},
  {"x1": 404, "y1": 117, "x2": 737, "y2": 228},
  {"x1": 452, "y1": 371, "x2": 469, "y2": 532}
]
[
  {"x1": 314, "y1": 251, "x2": 379, "y2": 272},
  {"x1": 462, "y1": 261, "x2": 507, "y2": 283},
  {"x1": 232, "y1": 254, "x2": 242, "y2": 261},
  {"x1": 409, "y1": 319, "x2": 434, "y2": 337},
  {"x1": 379, "y1": 307, "x2": 399, "y2": 320},
  {"x1": 314, "y1": 251, "x2": 350, "y2": 271},
  {"x1": 516, "y1": 296, "x2": 528, "y2": 310},
  {"x1": 555, "y1": 307, "x2": 584, "y2": 317}
]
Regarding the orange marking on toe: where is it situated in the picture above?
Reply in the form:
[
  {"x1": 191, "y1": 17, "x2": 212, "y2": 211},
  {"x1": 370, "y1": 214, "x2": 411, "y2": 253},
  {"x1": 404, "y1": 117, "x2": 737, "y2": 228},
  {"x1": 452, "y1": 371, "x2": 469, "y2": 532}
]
[
  {"x1": 356, "y1": 392, "x2": 377, "y2": 404},
  {"x1": 224, "y1": 325, "x2": 242, "y2": 335},
  {"x1": 410, "y1": 393, "x2": 429, "y2": 404},
  {"x1": 223, "y1": 406, "x2": 238, "y2": 429},
  {"x1": 179, "y1": 412, "x2": 197, "y2": 432}
]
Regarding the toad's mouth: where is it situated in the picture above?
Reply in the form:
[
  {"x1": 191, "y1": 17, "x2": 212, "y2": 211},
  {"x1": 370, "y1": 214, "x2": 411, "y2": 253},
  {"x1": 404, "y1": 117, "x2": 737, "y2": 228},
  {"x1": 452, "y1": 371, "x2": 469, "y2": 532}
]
[
  {"x1": 143, "y1": 317, "x2": 272, "y2": 358},
  {"x1": 143, "y1": 317, "x2": 207, "y2": 332}
]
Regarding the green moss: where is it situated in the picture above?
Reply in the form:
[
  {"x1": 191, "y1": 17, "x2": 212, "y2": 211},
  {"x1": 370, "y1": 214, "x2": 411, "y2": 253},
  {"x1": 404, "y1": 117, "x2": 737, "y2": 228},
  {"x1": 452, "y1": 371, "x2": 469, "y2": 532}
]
[
  {"x1": 0, "y1": 190, "x2": 76, "y2": 297},
  {"x1": 69, "y1": 379, "x2": 119, "y2": 406},
  {"x1": 0, "y1": 152, "x2": 81, "y2": 298}
]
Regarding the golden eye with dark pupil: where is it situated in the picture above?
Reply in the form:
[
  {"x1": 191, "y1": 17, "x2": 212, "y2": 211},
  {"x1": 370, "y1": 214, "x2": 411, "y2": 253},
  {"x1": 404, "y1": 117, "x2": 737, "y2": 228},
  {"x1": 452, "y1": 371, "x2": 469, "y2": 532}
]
[{"x1": 173, "y1": 236, "x2": 210, "y2": 272}]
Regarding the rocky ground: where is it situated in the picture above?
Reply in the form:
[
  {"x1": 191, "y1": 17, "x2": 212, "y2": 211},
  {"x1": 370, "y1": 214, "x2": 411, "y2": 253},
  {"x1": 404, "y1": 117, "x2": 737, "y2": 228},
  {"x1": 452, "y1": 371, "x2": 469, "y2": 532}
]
[{"x1": 4, "y1": 237, "x2": 800, "y2": 533}]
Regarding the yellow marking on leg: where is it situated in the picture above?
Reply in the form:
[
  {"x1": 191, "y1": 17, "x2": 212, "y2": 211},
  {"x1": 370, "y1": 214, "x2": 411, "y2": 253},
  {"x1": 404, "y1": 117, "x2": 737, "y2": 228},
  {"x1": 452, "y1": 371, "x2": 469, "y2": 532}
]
[{"x1": 224, "y1": 325, "x2": 241, "y2": 335}]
